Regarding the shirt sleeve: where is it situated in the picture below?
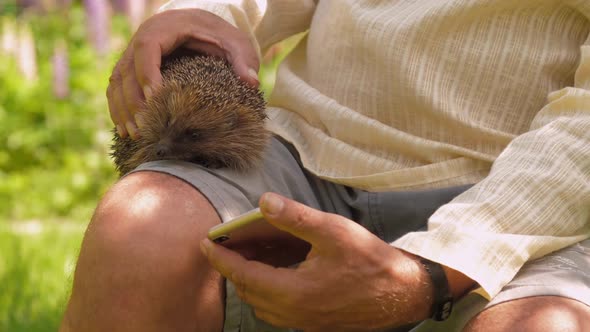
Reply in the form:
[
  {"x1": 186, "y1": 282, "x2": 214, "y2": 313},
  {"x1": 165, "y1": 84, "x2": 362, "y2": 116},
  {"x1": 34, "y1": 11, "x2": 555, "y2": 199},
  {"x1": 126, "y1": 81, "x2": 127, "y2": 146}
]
[
  {"x1": 393, "y1": 32, "x2": 590, "y2": 299},
  {"x1": 158, "y1": 0, "x2": 316, "y2": 57}
]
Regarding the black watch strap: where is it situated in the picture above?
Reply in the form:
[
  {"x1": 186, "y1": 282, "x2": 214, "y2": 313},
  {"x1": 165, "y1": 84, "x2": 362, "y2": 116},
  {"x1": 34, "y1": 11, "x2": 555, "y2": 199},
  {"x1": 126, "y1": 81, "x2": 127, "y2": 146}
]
[{"x1": 420, "y1": 258, "x2": 453, "y2": 321}]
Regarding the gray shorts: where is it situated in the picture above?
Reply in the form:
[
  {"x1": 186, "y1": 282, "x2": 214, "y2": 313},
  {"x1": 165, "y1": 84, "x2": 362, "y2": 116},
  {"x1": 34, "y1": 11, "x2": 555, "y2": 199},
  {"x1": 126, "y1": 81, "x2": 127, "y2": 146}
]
[{"x1": 134, "y1": 137, "x2": 590, "y2": 332}]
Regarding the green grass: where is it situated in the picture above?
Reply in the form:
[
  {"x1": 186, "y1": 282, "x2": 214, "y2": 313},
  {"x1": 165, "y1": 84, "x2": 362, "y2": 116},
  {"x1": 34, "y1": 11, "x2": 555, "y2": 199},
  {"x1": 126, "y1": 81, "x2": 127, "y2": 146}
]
[{"x1": 0, "y1": 222, "x2": 85, "y2": 332}]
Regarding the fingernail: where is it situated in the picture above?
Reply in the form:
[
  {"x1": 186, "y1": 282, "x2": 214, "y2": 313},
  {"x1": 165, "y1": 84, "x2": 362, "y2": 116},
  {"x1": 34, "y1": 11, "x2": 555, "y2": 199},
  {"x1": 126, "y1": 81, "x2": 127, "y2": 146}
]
[
  {"x1": 261, "y1": 193, "x2": 284, "y2": 216},
  {"x1": 143, "y1": 85, "x2": 152, "y2": 101},
  {"x1": 116, "y1": 124, "x2": 126, "y2": 137},
  {"x1": 126, "y1": 121, "x2": 139, "y2": 139},
  {"x1": 247, "y1": 68, "x2": 259, "y2": 82},
  {"x1": 200, "y1": 239, "x2": 212, "y2": 256},
  {"x1": 134, "y1": 113, "x2": 144, "y2": 129}
]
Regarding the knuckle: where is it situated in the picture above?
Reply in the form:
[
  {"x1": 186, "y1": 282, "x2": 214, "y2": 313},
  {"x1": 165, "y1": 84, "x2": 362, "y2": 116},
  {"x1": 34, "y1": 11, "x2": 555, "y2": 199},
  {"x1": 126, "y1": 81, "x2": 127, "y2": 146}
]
[
  {"x1": 119, "y1": 58, "x2": 133, "y2": 74},
  {"x1": 133, "y1": 35, "x2": 151, "y2": 53},
  {"x1": 293, "y1": 204, "x2": 312, "y2": 228},
  {"x1": 108, "y1": 70, "x2": 121, "y2": 86}
]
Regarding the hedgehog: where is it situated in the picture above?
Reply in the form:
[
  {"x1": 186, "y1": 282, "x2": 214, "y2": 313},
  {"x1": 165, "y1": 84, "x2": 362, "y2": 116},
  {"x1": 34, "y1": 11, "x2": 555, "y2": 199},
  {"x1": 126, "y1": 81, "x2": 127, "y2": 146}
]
[{"x1": 110, "y1": 53, "x2": 269, "y2": 176}]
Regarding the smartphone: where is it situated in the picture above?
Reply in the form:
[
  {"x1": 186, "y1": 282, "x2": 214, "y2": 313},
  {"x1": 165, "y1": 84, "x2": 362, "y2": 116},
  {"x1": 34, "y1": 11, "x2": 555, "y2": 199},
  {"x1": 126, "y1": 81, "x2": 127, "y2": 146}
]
[
  {"x1": 208, "y1": 208, "x2": 266, "y2": 244},
  {"x1": 207, "y1": 207, "x2": 310, "y2": 267}
]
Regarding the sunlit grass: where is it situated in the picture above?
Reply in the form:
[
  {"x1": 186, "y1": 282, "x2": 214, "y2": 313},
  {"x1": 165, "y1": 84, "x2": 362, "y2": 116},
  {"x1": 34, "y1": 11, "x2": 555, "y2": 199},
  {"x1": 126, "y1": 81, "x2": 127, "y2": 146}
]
[{"x1": 0, "y1": 222, "x2": 85, "y2": 332}]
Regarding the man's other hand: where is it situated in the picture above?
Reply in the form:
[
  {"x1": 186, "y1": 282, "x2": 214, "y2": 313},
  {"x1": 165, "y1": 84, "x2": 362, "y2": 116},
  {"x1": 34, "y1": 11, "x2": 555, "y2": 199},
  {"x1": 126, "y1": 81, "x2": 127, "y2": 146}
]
[
  {"x1": 201, "y1": 192, "x2": 436, "y2": 331},
  {"x1": 107, "y1": 9, "x2": 260, "y2": 139}
]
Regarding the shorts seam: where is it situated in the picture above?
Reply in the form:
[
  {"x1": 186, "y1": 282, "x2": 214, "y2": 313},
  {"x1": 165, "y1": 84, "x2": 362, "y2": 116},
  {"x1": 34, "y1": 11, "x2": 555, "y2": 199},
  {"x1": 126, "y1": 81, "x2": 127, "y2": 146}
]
[{"x1": 367, "y1": 192, "x2": 385, "y2": 239}]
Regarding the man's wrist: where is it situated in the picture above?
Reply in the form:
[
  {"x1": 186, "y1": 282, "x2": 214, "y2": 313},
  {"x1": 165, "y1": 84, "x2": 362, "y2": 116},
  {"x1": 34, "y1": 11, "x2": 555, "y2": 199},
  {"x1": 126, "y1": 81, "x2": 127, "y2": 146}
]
[
  {"x1": 398, "y1": 251, "x2": 477, "y2": 321},
  {"x1": 394, "y1": 251, "x2": 437, "y2": 322},
  {"x1": 420, "y1": 258, "x2": 453, "y2": 320}
]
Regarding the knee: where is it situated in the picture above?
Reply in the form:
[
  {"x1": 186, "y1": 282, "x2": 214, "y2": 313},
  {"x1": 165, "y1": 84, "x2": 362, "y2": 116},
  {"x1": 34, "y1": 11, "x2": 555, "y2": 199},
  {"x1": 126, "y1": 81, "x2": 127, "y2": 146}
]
[
  {"x1": 463, "y1": 296, "x2": 590, "y2": 332},
  {"x1": 84, "y1": 171, "x2": 221, "y2": 274}
]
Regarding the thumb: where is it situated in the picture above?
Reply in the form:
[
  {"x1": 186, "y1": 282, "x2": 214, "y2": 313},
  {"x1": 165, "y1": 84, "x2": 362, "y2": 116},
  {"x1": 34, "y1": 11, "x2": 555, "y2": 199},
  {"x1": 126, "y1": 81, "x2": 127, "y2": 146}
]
[{"x1": 259, "y1": 193, "x2": 348, "y2": 248}]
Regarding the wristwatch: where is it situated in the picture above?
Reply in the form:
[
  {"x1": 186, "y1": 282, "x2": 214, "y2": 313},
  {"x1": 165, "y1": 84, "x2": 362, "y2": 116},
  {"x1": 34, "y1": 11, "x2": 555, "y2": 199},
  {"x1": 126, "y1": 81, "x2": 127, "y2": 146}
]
[{"x1": 420, "y1": 258, "x2": 453, "y2": 321}]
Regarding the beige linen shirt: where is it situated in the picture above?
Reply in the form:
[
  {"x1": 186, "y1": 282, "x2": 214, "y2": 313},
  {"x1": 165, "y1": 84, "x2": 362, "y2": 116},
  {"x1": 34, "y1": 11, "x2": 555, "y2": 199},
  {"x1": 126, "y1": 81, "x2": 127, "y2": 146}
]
[{"x1": 160, "y1": 0, "x2": 590, "y2": 299}]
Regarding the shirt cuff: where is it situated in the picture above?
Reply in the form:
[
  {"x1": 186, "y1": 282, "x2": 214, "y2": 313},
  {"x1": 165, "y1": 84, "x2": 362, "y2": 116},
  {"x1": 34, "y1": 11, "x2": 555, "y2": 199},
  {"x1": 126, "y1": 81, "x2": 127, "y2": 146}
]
[{"x1": 392, "y1": 226, "x2": 587, "y2": 299}]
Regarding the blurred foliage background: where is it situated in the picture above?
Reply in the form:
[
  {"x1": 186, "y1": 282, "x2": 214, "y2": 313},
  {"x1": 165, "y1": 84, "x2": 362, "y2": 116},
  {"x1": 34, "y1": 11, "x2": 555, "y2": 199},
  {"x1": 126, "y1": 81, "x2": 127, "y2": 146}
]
[{"x1": 0, "y1": 0, "x2": 292, "y2": 330}]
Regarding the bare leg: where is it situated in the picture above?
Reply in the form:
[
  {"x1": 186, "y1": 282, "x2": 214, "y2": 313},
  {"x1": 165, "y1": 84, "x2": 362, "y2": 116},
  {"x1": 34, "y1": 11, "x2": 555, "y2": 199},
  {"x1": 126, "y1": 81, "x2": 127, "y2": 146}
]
[
  {"x1": 463, "y1": 296, "x2": 590, "y2": 332},
  {"x1": 60, "y1": 171, "x2": 224, "y2": 332}
]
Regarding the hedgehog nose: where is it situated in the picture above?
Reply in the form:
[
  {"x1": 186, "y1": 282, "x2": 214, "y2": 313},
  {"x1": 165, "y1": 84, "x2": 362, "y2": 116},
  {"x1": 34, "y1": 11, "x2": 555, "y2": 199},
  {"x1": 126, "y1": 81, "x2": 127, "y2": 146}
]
[{"x1": 155, "y1": 144, "x2": 170, "y2": 158}]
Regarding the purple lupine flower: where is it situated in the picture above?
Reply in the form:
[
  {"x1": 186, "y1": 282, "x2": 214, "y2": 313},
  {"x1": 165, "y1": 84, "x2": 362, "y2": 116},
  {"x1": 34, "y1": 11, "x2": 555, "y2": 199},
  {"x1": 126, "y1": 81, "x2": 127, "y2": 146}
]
[
  {"x1": 111, "y1": 0, "x2": 127, "y2": 13},
  {"x1": 52, "y1": 39, "x2": 69, "y2": 99},
  {"x1": 16, "y1": 0, "x2": 42, "y2": 10},
  {"x1": 84, "y1": 0, "x2": 111, "y2": 57}
]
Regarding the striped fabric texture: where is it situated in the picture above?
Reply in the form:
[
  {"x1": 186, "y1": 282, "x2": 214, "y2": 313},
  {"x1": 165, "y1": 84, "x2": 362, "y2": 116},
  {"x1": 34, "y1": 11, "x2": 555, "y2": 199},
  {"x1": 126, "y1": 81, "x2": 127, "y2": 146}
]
[{"x1": 160, "y1": 0, "x2": 590, "y2": 299}]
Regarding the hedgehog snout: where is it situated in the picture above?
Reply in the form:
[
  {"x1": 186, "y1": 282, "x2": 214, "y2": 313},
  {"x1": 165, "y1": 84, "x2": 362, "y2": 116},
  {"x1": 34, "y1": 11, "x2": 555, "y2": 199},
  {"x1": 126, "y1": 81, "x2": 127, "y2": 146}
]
[{"x1": 155, "y1": 142, "x2": 171, "y2": 158}]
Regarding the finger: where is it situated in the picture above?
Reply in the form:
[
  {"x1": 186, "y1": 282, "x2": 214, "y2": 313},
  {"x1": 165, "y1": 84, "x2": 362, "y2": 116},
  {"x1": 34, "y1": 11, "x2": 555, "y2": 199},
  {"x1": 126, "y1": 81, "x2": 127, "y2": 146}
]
[
  {"x1": 184, "y1": 28, "x2": 260, "y2": 87},
  {"x1": 115, "y1": 79, "x2": 138, "y2": 140},
  {"x1": 258, "y1": 193, "x2": 350, "y2": 247},
  {"x1": 132, "y1": 35, "x2": 163, "y2": 99},
  {"x1": 220, "y1": 36, "x2": 260, "y2": 87},
  {"x1": 106, "y1": 79, "x2": 127, "y2": 138},
  {"x1": 121, "y1": 61, "x2": 146, "y2": 131},
  {"x1": 200, "y1": 239, "x2": 296, "y2": 304},
  {"x1": 207, "y1": 17, "x2": 260, "y2": 87},
  {"x1": 108, "y1": 69, "x2": 132, "y2": 138},
  {"x1": 113, "y1": 50, "x2": 140, "y2": 139},
  {"x1": 187, "y1": 10, "x2": 260, "y2": 86}
]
